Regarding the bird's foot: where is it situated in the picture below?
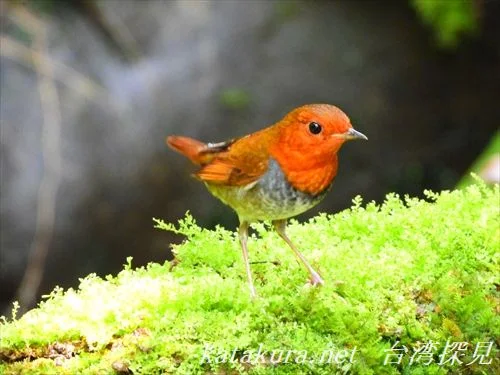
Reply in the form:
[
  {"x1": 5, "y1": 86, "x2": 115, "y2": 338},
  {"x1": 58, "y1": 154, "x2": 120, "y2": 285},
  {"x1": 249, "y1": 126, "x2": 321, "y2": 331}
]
[{"x1": 308, "y1": 272, "x2": 324, "y2": 286}]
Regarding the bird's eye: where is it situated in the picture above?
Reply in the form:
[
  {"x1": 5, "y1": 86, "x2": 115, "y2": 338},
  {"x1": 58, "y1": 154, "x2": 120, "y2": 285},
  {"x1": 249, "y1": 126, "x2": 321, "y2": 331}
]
[{"x1": 308, "y1": 122, "x2": 322, "y2": 135}]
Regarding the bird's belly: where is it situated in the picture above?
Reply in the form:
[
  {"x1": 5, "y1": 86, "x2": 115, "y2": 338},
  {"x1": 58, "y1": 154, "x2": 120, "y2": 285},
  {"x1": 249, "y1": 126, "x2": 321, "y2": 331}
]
[
  {"x1": 205, "y1": 159, "x2": 330, "y2": 222},
  {"x1": 207, "y1": 184, "x2": 323, "y2": 222}
]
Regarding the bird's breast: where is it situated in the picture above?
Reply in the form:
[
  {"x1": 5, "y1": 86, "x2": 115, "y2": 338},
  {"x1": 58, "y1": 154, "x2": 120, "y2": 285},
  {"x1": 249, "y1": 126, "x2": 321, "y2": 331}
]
[{"x1": 206, "y1": 158, "x2": 330, "y2": 222}]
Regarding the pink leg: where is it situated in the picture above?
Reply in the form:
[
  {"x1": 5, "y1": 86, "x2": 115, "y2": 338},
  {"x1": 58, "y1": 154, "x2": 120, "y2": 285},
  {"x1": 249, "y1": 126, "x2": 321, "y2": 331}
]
[
  {"x1": 238, "y1": 221, "x2": 257, "y2": 298},
  {"x1": 273, "y1": 219, "x2": 324, "y2": 286}
]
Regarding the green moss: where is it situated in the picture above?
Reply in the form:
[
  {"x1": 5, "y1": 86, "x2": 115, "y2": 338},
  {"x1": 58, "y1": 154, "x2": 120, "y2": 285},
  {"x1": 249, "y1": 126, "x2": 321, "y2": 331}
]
[{"x1": 1, "y1": 182, "x2": 498, "y2": 374}]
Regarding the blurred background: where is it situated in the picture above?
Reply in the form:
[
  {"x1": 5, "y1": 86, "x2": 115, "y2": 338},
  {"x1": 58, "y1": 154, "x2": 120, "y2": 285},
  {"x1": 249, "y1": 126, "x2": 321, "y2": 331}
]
[{"x1": 1, "y1": 0, "x2": 499, "y2": 315}]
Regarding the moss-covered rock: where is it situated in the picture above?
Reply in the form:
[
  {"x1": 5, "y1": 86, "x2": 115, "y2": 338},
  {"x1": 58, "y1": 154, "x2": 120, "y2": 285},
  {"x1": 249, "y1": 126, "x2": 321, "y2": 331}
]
[{"x1": 1, "y1": 182, "x2": 498, "y2": 374}]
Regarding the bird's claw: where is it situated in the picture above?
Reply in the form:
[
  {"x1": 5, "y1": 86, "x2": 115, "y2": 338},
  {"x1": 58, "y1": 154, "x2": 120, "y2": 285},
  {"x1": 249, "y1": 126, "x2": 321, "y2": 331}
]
[{"x1": 309, "y1": 273, "x2": 324, "y2": 286}]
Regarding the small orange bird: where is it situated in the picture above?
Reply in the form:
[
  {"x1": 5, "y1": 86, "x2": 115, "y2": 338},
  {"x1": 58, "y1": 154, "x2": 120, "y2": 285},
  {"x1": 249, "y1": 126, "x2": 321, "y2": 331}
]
[{"x1": 167, "y1": 104, "x2": 367, "y2": 297}]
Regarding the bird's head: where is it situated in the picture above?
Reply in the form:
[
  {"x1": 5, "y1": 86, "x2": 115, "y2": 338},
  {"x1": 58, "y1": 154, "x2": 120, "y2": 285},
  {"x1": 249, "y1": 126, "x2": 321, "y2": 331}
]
[
  {"x1": 269, "y1": 104, "x2": 367, "y2": 195},
  {"x1": 272, "y1": 104, "x2": 367, "y2": 161}
]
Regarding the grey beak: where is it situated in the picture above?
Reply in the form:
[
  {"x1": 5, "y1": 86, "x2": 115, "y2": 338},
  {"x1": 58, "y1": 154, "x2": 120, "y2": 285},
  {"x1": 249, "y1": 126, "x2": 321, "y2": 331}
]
[{"x1": 345, "y1": 128, "x2": 368, "y2": 141}]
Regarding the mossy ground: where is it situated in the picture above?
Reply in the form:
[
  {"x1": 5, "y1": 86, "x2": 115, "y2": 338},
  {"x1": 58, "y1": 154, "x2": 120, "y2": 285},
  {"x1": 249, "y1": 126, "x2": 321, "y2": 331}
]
[{"x1": 1, "y1": 183, "x2": 498, "y2": 374}]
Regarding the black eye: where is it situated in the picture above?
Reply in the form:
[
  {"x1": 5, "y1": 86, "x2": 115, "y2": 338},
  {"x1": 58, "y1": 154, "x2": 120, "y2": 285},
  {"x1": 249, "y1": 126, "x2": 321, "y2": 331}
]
[{"x1": 308, "y1": 122, "x2": 322, "y2": 134}]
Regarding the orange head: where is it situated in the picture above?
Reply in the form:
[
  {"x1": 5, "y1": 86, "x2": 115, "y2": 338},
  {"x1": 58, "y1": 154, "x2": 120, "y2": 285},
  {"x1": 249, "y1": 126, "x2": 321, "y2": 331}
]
[{"x1": 270, "y1": 104, "x2": 367, "y2": 195}]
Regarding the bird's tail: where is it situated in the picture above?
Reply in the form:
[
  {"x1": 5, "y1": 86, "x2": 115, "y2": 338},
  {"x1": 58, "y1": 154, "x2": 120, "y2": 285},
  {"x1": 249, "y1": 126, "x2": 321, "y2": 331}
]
[
  {"x1": 166, "y1": 135, "x2": 211, "y2": 165},
  {"x1": 167, "y1": 134, "x2": 237, "y2": 165},
  {"x1": 167, "y1": 135, "x2": 233, "y2": 165}
]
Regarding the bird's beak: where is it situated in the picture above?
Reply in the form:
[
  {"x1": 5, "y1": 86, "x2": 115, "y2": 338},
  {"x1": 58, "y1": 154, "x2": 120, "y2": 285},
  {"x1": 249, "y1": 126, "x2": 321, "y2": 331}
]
[{"x1": 343, "y1": 128, "x2": 368, "y2": 141}]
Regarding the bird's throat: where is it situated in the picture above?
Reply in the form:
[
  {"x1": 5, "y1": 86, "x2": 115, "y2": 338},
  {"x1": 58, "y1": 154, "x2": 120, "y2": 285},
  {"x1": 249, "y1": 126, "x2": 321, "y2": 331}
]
[
  {"x1": 283, "y1": 161, "x2": 338, "y2": 196},
  {"x1": 267, "y1": 148, "x2": 337, "y2": 196},
  {"x1": 269, "y1": 143, "x2": 339, "y2": 196}
]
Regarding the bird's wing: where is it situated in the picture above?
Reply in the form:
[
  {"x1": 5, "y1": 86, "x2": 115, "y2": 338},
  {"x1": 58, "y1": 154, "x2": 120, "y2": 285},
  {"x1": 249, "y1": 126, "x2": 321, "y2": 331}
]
[{"x1": 196, "y1": 131, "x2": 272, "y2": 186}]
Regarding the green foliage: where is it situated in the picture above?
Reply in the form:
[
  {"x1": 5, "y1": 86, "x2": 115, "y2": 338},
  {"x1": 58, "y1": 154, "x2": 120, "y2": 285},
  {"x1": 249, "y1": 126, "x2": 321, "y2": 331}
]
[
  {"x1": 411, "y1": 0, "x2": 478, "y2": 48},
  {"x1": 1, "y1": 183, "x2": 498, "y2": 374},
  {"x1": 219, "y1": 88, "x2": 252, "y2": 110}
]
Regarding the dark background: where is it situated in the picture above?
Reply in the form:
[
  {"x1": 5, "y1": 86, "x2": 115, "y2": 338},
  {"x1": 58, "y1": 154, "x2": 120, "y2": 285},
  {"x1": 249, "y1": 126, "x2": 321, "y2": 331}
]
[{"x1": 1, "y1": 0, "x2": 499, "y2": 315}]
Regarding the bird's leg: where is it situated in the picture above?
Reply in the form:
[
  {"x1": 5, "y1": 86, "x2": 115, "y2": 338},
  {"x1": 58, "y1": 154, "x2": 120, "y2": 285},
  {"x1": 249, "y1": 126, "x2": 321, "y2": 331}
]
[
  {"x1": 238, "y1": 221, "x2": 257, "y2": 298},
  {"x1": 273, "y1": 219, "x2": 324, "y2": 286}
]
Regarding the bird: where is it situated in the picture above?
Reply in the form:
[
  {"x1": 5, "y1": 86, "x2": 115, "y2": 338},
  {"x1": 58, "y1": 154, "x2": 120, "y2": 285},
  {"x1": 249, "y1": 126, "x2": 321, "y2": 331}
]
[{"x1": 167, "y1": 104, "x2": 367, "y2": 297}]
